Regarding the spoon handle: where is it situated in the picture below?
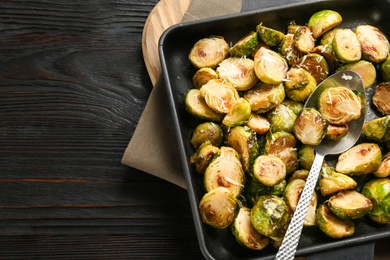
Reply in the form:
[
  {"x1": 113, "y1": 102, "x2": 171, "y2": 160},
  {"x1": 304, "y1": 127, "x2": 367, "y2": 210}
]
[{"x1": 275, "y1": 153, "x2": 325, "y2": 260}]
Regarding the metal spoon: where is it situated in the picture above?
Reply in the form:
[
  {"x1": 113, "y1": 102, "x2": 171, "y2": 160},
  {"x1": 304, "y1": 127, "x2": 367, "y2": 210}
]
[{"x1": 275, "y1": 70, "x2": 366, "y2": 260}]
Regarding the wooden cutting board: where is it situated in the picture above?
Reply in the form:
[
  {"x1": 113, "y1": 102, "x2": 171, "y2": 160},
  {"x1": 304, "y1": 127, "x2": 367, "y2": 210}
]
[{"x1": 142, "y1": 0, "x2": 192, "y2": 86}]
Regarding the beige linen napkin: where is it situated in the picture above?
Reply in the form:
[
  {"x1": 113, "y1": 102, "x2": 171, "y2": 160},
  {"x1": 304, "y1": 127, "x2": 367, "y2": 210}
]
[{"x1": 121, "y1": 0, "x2": 242, "y2": 189}]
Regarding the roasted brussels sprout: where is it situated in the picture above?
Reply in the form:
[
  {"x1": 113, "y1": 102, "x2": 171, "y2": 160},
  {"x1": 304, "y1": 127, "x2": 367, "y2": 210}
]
[
  {"x1": 200, "y1": 79, "x2": 240, "y2": 114},
  {"x1": 185, "y1": 89, "x2": 223, "y2": 121},
  {"x1": 293, "y1": 108, "x2": 328, "y2": 145},
  {"x1": 284, "y1": 68, "x2": 317, "y2": 102},
  {"x1": 266, "y1": 100, "x2": 303, "y2": 133},
  {"x1": 244, "y1": 82, "x2": 285, "y2": 114},
  {"x1": 189, "y1": 36, "x2": 229, "y2": 69},
  {"x1": 287, "y1": 24, "x2": 303, "y2": 34},
  {"x1": 355, "y1": 25, "x2": 390, "y2": 63},
  {"x1": 381, "y1": 55, "x2": 390, "y2": 82},
  {"x1": 335, "y1": 143, "x2": 382, "y2": 175},
  {"x1": 245, "y1": 113, "x2": 270, "y2": 134},
  {"x1": 332, "y1": 29, "x2": 361, "y2": 63},
  {"x1": 231, "y1": 206, "x2": 270, "y2": 250},
  {"x1": 192, "y1": 68, "x2": 219, "y2": 89},
  {"x1": 363, "y1": 116, "x2": 390, "y2": 142},
  {"x1": 373, "y1": 83, "x2": 390, "y2": 115},
  {"x1": 216, "y1": 57, "x2": 258, "y2": 91},
  {"x1": 320, "y1": 28, "x2": 342, "y2": 47},
  {"x1": 307, "y1": 10, "x2": 342, "y2": 39},
  {"x1": 362, "y1": 178, "x2": 390, "y2": 224},
  {"x1": 318, "y1": 86, "x2": 361, "y2": 125},
  {"x1": 293, "y1": 53, "x2": 329, "y2": 84},
  {"x1": 190, "y1": 122, "x2": 223, "y2": 149},
  {"x1": 256, "y1": 24, "x2": 285, "y2": 47},
  {"x1": 204, "y1": 146, "x2": 245, "y2": 197},
  {"x1": 250, "y1": 195, "x2": 291, "y2": 237},
  {"x1": 319, "y1": 164, "x2": 357, "y2": 196},
  {"x1": 325, "y1": 124, "x2": 349, "y2": 141},
  {"x1": 279, "y1": 34, "x2": 302, "y2": 66},
  {"x1": 298, "y1": 145, "x2": 315, "y2": 171},
  {"x1": 336, "y1": 60, "x2": 376, "y2": 89},
  {"x1": 190, "y1": 142, "x2": 220, "y2": 174},
  {"x1": 253, "y1": 47, "x2": 288, "y2": 84},
  {"x1": 199, "y1": 187, "x2": 238, "y2": 229},
  {"x1": 246, "y1": 177, "x2": 287, "y2": 206},
  {"x1": 225, "y1": 126, "x2": 259, "y2": 173},
  {"x1": 260, "y1": 131, "x2": 298, "y2": 174},
  {"x1": 252, "y1": 155, "x2": 286, "y2": 187},
  {"x1": 374, "y1": 152, "x2": 390, "y2": 178},
  {"x1": 316, "y1": 203, "x2": 355, "y2": 239},
  {"x1": 311, "y1": 45, "x2": 339, "y2": 73},
  {"x1": 229, "y1": 31, "x2": 259, "y2": 57},
  {"x1": 222, "y1": 97, "x2": 252, "y2": 127},
  {"x1": 328, "y1": 190, "x2": 373, "y2": 220},
  {"x1": 288, "y1": 169, "x2": 309, "y2": 182},
  {"x1": 294, "y1": 26, "x2": 315, "y2": 53}
]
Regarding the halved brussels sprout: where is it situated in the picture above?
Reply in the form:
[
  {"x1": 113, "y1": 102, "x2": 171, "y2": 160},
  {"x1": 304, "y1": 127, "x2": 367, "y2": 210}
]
[
  {"x1": 231, "y1": 206, "x2": 270, "y2": 250},
  {"x1": 199, "y1": 187, "x2": 238, "y2": 229},
  {"x1": 260, "y1": 131, "x2": 298, "y2": 174},
  {"x1": 185, "y1": 89, "x2": 223, "y2": 121},
  {"x1": 250, "y1": 195, "x2": 291, "y2": 237},
  {"x1": 355, "y1": 25, "x2": 390, "y2": 63},
  {"x1": 320, "y1": 28, "x2": 342, "y2": 47},
  {"x1": 332, "y1": 29, "x2": 361, "y2": 63},
  {"x1": 266, "y1": 101, "x2": 303, "y2": 133},
  {"x1": 298, "y1": 145, "x2": 315, "y2": 171},
  {"x1": 200, "y1": 79, "x2": 240, "y2": 114},
  {"x1": 328, "y1": 190, "x2": 373, "y2": 220},
  {"x1": 190, "y1": 142, "x2": 220, "y2": 174},
  {"x1": 293, "y1": 108, "x2": 328, "y2": 145},
  {"x1": 316, "y1": 203, "x2": 355, "y2": 239},
  {"x1": 253, "y1": 47, "x2": 288, "y2": 84},
  {"x1": 362, "y1": 178, "x2": 390, "y2": 224},
  {"x1": 336, "y1": 60, "x2": 376, "y2": 89},
  {"x1": 293, "y1": 53, "x2": 329, "y2": 84},
  {"x1": 374, "y1": 152, "x2": 390, "y2": 178},
  {"x1": 381, "y1": 55, "x2": 390, "y2": 82},
  {"x1": 325, "y1": 124, "x2": 349, "y2": 141},
  {"x1": 222, "y1": 98, "x2": 252, "y2": 127},
  {"x1": 284, "y1": 68, "x2": 317, "y2": 102},
  {"x1": 225, "y1": 126, "x2": 259, "y2": 173},
  {"x1": 287, "y1": 23, "x2": 303, "y2": 34},
  {"x1": 256, "y1": 24, "x2": 285, "y2": 47},
  {"x1": 318, "y1": 86, "x2": 361, "y2": 125},
  {"x1": 252, "y1": 155, "x2": 286, "y2": 187},
  {"x1": 190, "y1": 122, "x2": 223, "y2": 149},
  {"x1": 246, "y1": 176, "x2": 287, "y2": 206},
  {"x1": 294, "y1": 26, "x2": 315, "y2": 53},
  {"x1": 192, "y1": 68, "x2": 219, "y2": 89},
  {"x1": 307, "y1": 10, "x2": 342, "y2": 39},
  {"x1": 373, "y1": 83, "x2": 390, "y2": 115},
  {"x1": 311, "y1": 45, "x2": 339, "y2": 73},
  {"x1": 216, "y1": 57, "x2": 258, "y2": 91},
  {"x1": 245, "y1": 113, "x2": 270, "y2": 134},
  {"x1": 335, "y1": 143, "x2": 382, "y2": 175},
  {"x1": 189, "y1": 36, "x2": 229, "y2": 69},
  {"x1": 279, "y1": 34, "x2": 302, "y2": 66},
  {"x1": 363, "y1": 116, "x2": 390, "y2": 142},
  {"x1": 288, "y1": 169, "x2": 309, "y2": 182},
  {"x1": 204, "y1": 146, "x2": 245, "y2": 197},
  {"x1": 244, "y1": 82, "x2": 285, "y2": 114},
  {"x1": 319, "y1": 164, "x2": 357, "y2": 196},
  {"x1": 229, "y1": 31, "x2": 259, "y2": 57}
]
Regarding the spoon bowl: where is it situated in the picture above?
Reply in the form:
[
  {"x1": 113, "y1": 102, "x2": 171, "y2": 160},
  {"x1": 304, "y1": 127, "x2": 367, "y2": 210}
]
[{"x1": 275, "y1": 70, "x2": 366, "y2": 260}]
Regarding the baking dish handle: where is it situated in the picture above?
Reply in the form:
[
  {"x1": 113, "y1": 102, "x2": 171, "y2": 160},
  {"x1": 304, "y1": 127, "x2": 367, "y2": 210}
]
[{"x1": 305, "y1": 242, "x2": 375, "y2": 260}]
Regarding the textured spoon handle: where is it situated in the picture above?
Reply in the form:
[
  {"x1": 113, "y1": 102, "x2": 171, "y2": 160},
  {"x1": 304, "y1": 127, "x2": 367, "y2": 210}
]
[{"x1": 275, "y1": 153, "x2": 325, "y2": 260}]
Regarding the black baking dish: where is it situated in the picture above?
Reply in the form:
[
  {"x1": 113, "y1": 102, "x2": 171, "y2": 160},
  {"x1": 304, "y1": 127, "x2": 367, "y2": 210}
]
[{"x1": 159, "y1": 0, "x2": 390, "y2": 259}]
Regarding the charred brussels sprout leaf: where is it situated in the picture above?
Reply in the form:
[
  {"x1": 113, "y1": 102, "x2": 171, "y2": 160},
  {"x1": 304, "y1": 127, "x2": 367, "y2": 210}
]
[
  {"x1": 216, "y1": 57, "x2": 258, "y2": 91},
  {"x1": 298, "y1": 145, "x2": 315, "y2": 171},
  {"x1": 373, "y1": 83, "x2": 390, "y2": 115},
  {"x1": 336, "y1": 60, "x2": 376, "y2": 89},
  {"x1": 252, "y1": 155, "x2": 286, "y2": 187},
  {"x1": 363, "y1": 116, "x2": 390, "y2": 143},
  {"x1": 254, "y1": 47, "x2": 288, "y2": 84},
  {"x1": 293, "y1": 108, "x2": 328, "y2": 145},
  {"x1": 355, "y1": 25, "x2": 390, "y2": 63},
  {"x1": 294, "y1": 26, "x2": 315, "y2": 53},
  {"x1": 200, "y1": 79, "x2": 240, "y2": 114},
  {"x1": 185, "y1": 89, "x2": 223, "y2": 121},
  {"x1": 250, "y1": 195, "x2": 291, "y2": 237},
  {"x1": 318, "y1": 86, "x2": 361, "y2": 125},
  {"x1": 266, "y1": 100, "x2": 303, "y2": 133},
  {"x1": 279, "y1": 34, "x2": 302, "y2": 66},
  {"x1": 256, "y1": 24, "x2": 285, "y2": 47},
  {"x1": 332, "y1": 29, "x2": 362, "y2": 63},
  {"x1": 245, "y1": 113, "x2": 270, "y2": 134},
  {"x1": 190, "y1": 142, "x2": 220, "y2": 174},
  {"x1": 325, "y1": 124, "x2": 349, "y2": 141},
  {"x1": 189, "y1": 36, "x2": 229, "y2": 69},
  {"x1": 293, "y1": 53, "x2": 329, "y2": 84},
  {"x1": 231, "y1": 206, "x2": 270, "y2": 250},
  {"x1": 192, "y1": 68, "x2": 219, "y2": 89},
  {"x1": 190, "y1": 122, "x2": 223, "y2": 149},
  {"x1": 204, "y1": 147, "x2": 245, "y2": 197},
  {"x1": 307, "y1": 10, "x2": 342, "y2": 39},
  {"x1": 362, "y1": 178, "x2": 390, "y2": 224},
  {"x1": 284, "y1": 68, "x2": 317, "y2": 102},
  {"x1": 222, "y1": 98, "x2": 252, "y2": 127},
  {"x1": 199, "y1": 187, "x2": 238, "y2": 229},
  {"x1": 335, "y1": 143, "x2": 382, "y2": 175},
  {"x1": 328, "y1": 190, "x2": 373, "y2": 220},
  {"x1": 244, "y1": 82, "x2": 285, "y2": 114},
  {"x1": 374, "y1": 152, "x2": 390, "y2": 178},
  {"x1": 319, "y1": 164, "x2": 357, "y2": 196},
  {"x1": 229, "y1": 31, "x2": 259, "y2": 57}
]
